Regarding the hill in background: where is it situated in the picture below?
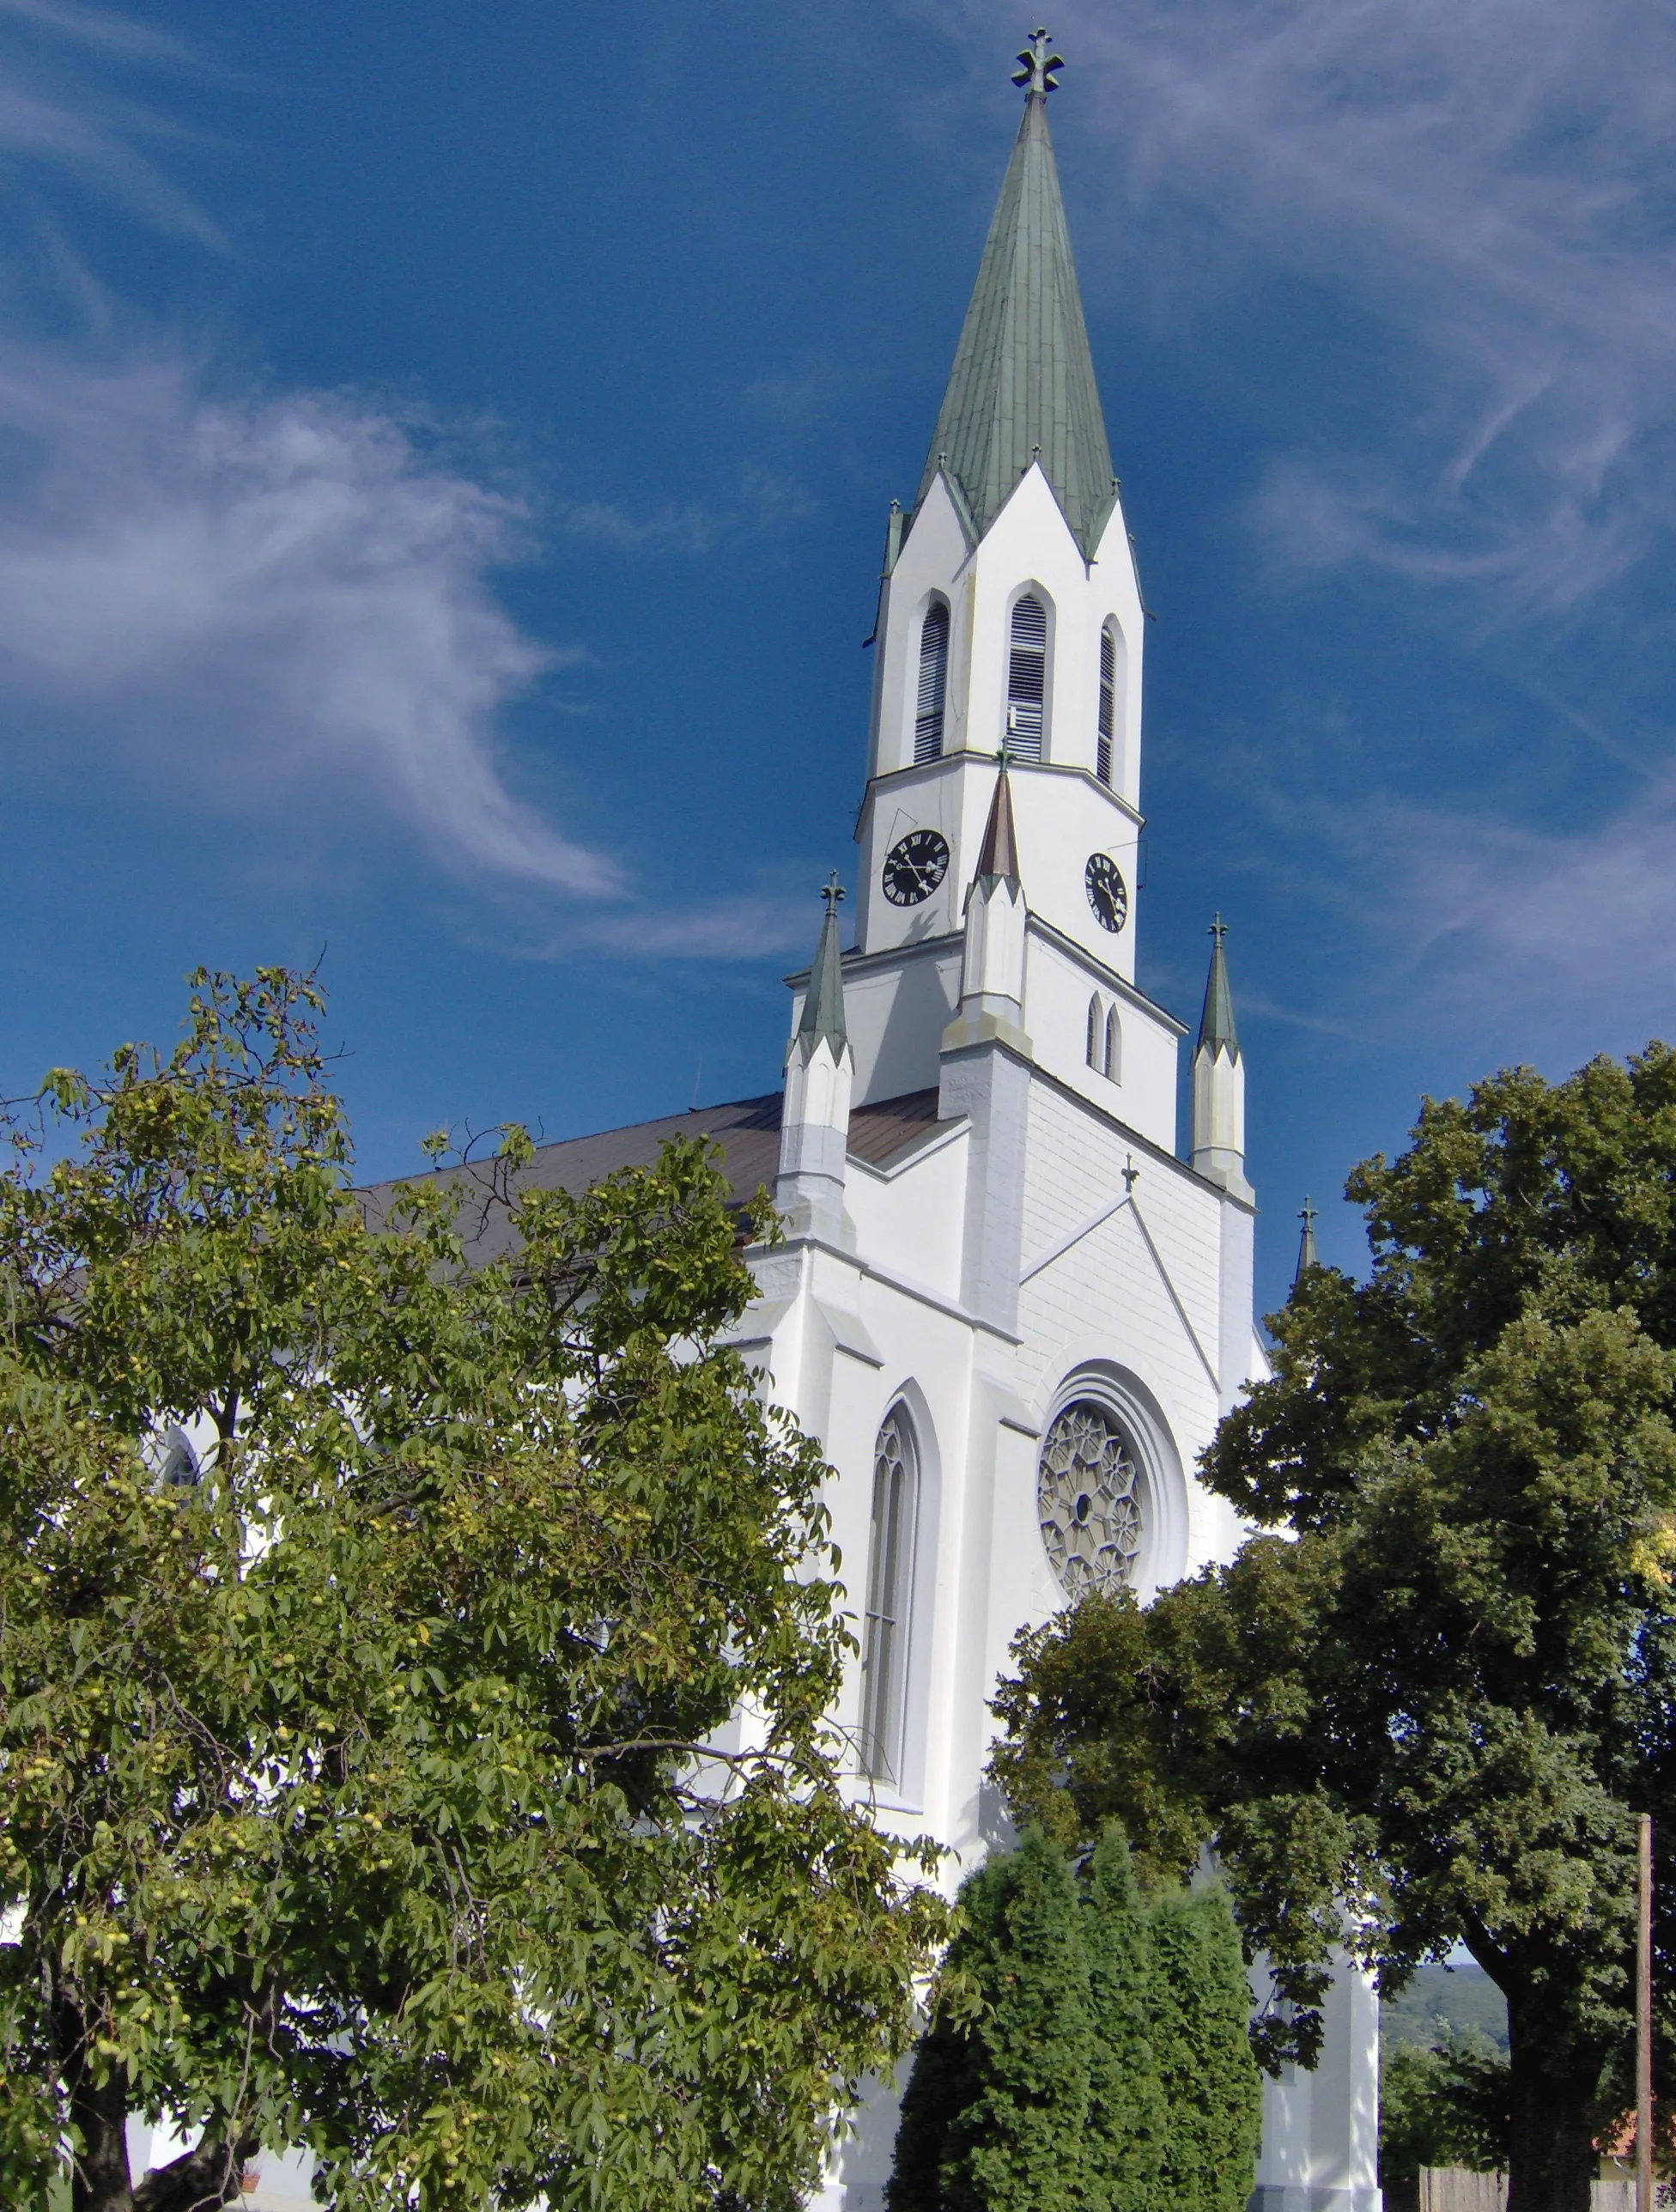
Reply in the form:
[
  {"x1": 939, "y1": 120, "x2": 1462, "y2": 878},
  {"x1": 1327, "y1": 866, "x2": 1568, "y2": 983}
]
[{"x1": 1381, "y1": 1964, "x2": 1509, "y2": 2053}]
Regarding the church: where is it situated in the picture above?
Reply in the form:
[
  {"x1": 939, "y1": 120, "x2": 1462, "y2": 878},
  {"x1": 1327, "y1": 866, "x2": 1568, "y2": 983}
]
[{"x1": 414, "y1": 31, "x2": 1379, "y2": 2212}]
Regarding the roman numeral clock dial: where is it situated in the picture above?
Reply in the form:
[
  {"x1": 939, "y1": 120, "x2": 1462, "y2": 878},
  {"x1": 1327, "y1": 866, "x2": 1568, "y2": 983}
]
[
  {"x1": 882, "y1": 829, "x2": 950, "y2": 907},
  {"x1": 1084, "y1": 853, "x2": 1129, "y2": 933}
]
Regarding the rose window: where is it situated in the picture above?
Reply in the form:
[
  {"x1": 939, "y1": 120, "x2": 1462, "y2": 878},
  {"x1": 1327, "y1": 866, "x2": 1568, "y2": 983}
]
[{"x1": 1037, "y1": 1401, "x2": 1142, "y2": 1598}]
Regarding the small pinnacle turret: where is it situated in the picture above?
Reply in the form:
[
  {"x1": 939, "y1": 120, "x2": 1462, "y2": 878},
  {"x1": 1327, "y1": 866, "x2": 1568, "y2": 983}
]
[
  {"x1": 943, "y1": 762, "x2": 1030, "y2": 1059},
  {"x1": 793, "y1": 872, "x2": 848, "y2": 1063},
  {"x1": 1295, "y1": 1197, "x2": 1320, "y2": 1282},
  {"x1": 975, "y1": 757, "x2": 1022, "y2": 882},
  {"x1": 1191, "y1": 915, "x2": 1251, "y2": 1200},
  {"x1": 1197, "y1": 913, "x2": 1239, "y2": 1061},
  {"x1": 913, "y1": 28, "x2": 1116, "y2": 557},
  {"x1": 777, "y1": 875, "x2": 854, "y2": 1244}
]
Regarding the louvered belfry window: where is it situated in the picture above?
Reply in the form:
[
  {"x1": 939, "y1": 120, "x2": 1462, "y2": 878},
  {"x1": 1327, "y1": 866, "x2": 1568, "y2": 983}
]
[
  {"x1": 1086, "y1": 995, "x2": 1102, "y2": 1068},
  {"x1": 1097, "y1": 625, "x2": 1116, "y2": 785},
  {"x1": 1006, "y1": 593, "x2": 1048, "y2": 760},
  {"x1": 859, "y1": 1405, "x2": 919, "y2": 1787},
  {"x1": 914, "y1": 601, "x2": 950, "y2": 763}
]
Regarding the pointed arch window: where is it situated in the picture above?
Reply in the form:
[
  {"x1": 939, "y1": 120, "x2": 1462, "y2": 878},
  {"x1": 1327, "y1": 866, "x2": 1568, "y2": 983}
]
[
  {"x1": 1086, "y1": 994, "x2": 1102, "y2": 1069},
  {"x1": 914, "y1": 601, "x2": 950, "y2": 764},
  {"x1": 1104, "y1": 1006, "x2": 1121, "y2": 1082},
  {"x1": 1097, "y1": 623, "x2": 1117, "y2": 786},
  {"x1": 1006, "y1": 593, "x2": 1048, "y2": 761},
  {"x1": 859, "y1": 1403, "x2": 920, "y2": 1787}
]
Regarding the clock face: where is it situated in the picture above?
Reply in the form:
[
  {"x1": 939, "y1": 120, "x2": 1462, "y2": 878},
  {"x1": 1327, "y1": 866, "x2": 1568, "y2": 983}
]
[
  {"x1": 1084, "y1": 853, "x2": 1130, "y2": 934},
  {"x1": 882, "y1": 829, "x2": 950, "y2": 908}
]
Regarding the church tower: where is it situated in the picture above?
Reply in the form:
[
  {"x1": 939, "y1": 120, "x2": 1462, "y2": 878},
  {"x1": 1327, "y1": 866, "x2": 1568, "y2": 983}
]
[{"x1": 838, "y1": 31, "x2": 1178, "y2": 1153}]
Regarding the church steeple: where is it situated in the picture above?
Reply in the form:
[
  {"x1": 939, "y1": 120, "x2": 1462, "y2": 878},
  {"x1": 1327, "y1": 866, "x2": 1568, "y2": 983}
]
[
  {"x1": 851, "y1": 28, "x2": 1150, "y2": 1107},
  {"x1": 914, "y1": 27, "x2": 1116, "y2": 557}
]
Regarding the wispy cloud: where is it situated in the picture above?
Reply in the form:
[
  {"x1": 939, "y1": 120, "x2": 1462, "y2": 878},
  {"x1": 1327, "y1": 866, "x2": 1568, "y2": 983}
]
[
  {"x1": 0, "y1": 0, "x2": 222, "y2": 244},
  {"x1": 0, "y1": 344, "x2": 622, "y2": 892},
  {"x1": 988, "y1": 0, "x2": 1676, "y2": 616},
  {"x1": 550, "y1": 468, "x2": 817, "y2": 559}
]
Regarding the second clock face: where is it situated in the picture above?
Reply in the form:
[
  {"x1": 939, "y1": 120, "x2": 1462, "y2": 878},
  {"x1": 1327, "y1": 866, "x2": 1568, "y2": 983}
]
[
  {"x1": 1084, "y1": 853, "x2": 1130, "y2": 934},
  {"x1": 883, "y1": 829, "x2": 950, "y2": 907}
]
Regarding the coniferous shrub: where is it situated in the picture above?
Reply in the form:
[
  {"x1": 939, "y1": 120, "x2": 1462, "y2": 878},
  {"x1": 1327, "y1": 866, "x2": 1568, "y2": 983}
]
[
  {"x1": 1150, "y1": 1885, "x2": 1264, "y2": 2212},
  {"x1": 888, "y1": 1854, "x2": 1009, "y2": 2212},
  {"x1": 888, "y1": 1826, "x2": 1263, "y2": 2212},
  {"x1": 890, "y1": 1829, "x2": 1092, "y2": 2212},
  {"x1": 1080, "y1": 1823, "x2": 1166, "y2": 2212}
]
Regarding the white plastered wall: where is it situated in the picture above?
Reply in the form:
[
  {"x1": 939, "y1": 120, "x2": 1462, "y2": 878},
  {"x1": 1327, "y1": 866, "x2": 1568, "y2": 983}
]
[{"x1": 855, "y1": 469, "x2": 1147, "y2": 988}]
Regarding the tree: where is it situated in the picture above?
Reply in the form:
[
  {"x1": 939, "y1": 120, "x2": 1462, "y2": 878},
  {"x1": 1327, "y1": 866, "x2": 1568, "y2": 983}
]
[
  {"x1": 1079, "y1": 1826, "x2": 1163, "y2": 2212},
  {"x1": 0, "y1": 969, "x2": 946, "y2": 2212},
  {"x1": 889, "y1": 1830, "x2": 1091, "y2": 2212},
  {"x1": 990, "y1": 1046, "x2": 1676, "y2": 2212},
  {"x1": 1148, "y1": 1887, "x2": 1263, "y2": 2212},
  {"x1": 889, "y1": 1824, "x2": 1254, "y2": 2212},
  {"x1": 1379, "y1": 2037, "x2": 1511, "y2": 2212}
]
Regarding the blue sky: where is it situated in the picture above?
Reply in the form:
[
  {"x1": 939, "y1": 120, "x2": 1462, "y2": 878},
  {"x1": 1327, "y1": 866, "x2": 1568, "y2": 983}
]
[{"x1": 0, "y1": 0, "x2": 1673, "y2": 1320}]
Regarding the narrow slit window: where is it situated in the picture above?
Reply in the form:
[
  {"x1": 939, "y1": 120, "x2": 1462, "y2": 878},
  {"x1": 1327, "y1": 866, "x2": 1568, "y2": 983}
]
[
  {"x1": 1105, "y1": 1007, "x2": 1121, "y2": 1082},
  {"x1": 1006, "y1": 593, "x2": 1048, "y2": 761},
  {"x1": 1087, "y1": 995, "x2": 1102, "y2": 1068},
  {"x1": 859, "y1": 1405, "x2": 920, "y2": 1788},
  {"x1": 914, "y1": 602, "x2": 950, "y2": 763},
  {"x1": 1097, "y1": 625, "x2": 1116, "y2": 786}
]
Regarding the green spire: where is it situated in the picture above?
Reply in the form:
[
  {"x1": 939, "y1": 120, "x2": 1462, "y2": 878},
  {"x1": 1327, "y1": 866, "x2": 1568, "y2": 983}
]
[
  {"x1": 1295, "y1": 1197, "x2": 1319, "y2": 1281},
  {"x1": 914, "y1": 30, "x2": 1117, "y2": 559},
  {"x1": 1197, "y1": 915, "x2": 1239, "y2": 1060},
  {"x1": 794, "y1": 873, "x2": 848, "y2": 1060}
]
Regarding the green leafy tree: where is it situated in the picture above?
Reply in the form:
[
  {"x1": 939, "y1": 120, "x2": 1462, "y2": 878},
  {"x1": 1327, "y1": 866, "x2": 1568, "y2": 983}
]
[
  {"x1": 1079, "y1": 1825, "x2": 1163, "y2": 2212},
  {"x1": 1379, "y1": 2036, "x2": 1512, "y2": 2212},
  {"x1": 889, "y1": 1830, "x2": 1091, "y2": 2212},
  {"x1": 1148, "y1": 1887, "x2": 1262, "y2": 2212},
  {"x1": 0, "y1": 969, "x2": 946, "y2": 2212},
  {"x1": 991, "y1": 1046, "x2": 1676, "y2": 2212}
]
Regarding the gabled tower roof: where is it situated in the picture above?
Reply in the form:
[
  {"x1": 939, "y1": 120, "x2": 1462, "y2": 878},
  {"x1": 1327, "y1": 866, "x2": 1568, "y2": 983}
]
[
  {"x1": 1197, "y1": 915, "x2": 1240, "y2": 1060},
  {"x1": 914, "y1": 32, "x2": 1116, "y2": 559}
]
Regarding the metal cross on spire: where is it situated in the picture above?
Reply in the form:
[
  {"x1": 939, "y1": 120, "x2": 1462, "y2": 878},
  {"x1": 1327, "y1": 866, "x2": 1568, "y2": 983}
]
[
  {"x1": 1209, "y1": 911, "x2": 1227, "y2": 945},
  {"x1": 820, "y1": 870, "x2": 846, "y2": 913},
  {"x1": 1011, "y1": 27, "x2": 1063, "y2": 98}
]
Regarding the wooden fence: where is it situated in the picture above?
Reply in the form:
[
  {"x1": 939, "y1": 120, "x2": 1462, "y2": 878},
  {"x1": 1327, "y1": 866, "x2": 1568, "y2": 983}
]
[{"x1": 1418, "y1": 2173, "x2": 1637, "y2": 2212}]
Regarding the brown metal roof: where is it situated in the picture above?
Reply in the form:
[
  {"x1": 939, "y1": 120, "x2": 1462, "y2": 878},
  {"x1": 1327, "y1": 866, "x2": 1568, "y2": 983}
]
[{"x1": 359, "y1": 1087, "x2": 948, "y2": 1266}]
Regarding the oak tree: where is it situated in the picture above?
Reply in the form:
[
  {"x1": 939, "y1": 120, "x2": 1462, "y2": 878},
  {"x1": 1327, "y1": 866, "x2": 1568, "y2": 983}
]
[{"x1": 992, "y1": 1048, "x2": 1676, "y2": 2212}]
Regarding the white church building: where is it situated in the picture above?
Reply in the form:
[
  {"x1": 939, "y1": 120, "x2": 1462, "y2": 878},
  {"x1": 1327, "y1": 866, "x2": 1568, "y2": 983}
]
[
  {"x1": 449, "y1": 33, "x2": 1381, "y2": 2211},
  {"x1": 197, "y1": 30, "x2": 1378, "y2": 2212}
]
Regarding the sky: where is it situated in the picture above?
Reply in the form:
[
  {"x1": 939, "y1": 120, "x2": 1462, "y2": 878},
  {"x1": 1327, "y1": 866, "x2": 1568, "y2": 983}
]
[{"x1": 0, "y1": 0, "x2": 1673, "y2": 1320}]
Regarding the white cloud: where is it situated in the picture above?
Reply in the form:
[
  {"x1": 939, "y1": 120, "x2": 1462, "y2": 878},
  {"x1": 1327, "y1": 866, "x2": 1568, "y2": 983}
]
[
  {"x1": 962, "y1": 0, "x2": 1676, "y2": 615},
  {"x1": 0, "y1": 344, "x2": 622, "y2": 892}
]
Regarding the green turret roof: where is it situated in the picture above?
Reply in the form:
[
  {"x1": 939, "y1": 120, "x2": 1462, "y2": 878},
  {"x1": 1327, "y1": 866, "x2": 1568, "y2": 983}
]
[
  {"x1": 1295, "y1": 1198, "x2": 1319, "y2": 1281},
  {"x1": 914, "y1": 37, "x2": 1116, "y2": 559},
  {"x1": 793, "y1": 876, "x2": 848, "y2": 1060},
  {"x1": 1197, "y1": 916, "x2": 1239, "y2": 1060}
]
